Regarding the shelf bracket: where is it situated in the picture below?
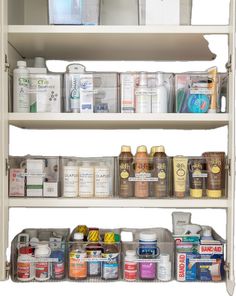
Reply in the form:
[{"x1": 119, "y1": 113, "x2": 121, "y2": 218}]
[
  {"x1": 4, "y1": 54, "x2": 9, "y2": 73},
  {"x1": 5, "y1": 262, "x2": 10, "y2": 280}
]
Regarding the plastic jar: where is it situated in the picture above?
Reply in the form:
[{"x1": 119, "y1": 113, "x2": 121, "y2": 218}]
[
  {"x1": 138, "y1": 232, "x2": 159, "y2": 280},
  {"x1": 35, "y1": 242, "x2": 51, "y2": 281},
  {"x1": 157, "y1": 253, "x2": 171, "y2": 281},
  {"x1": 17, "y1": 247, "x2": 34, "y2": 281},
  {"x1": 50, "y1": 249, "x2": 65, "y2": 280},
  {"x1": 124, "y1": 250, "x2": 137, "y2": 281}
]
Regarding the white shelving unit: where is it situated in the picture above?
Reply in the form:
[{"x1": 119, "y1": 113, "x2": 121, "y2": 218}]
[{"x1": 0, "y1": 0, "x2": 235, "y2": 294}]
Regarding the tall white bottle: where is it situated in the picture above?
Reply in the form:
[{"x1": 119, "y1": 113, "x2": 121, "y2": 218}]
[
  {"x1": 152, "y1": 73, "x2": 168, "y2": 113},
  {"x1": 135, "y1": 72, "x2": 151, "y2": 113},
  {"x1": 63, "y1": 160, "x2": 79, "y2": 198},
  {"x1": 13, "y1": 61, "x2": 30, "y2": 113}
]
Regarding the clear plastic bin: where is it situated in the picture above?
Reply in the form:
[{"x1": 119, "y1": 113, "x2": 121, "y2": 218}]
[
  {"x1": 64, "y1": 65, "x2": 119, "y2": 113},
  {"x1": 68, "y1": 227, "x2": 121, "y2": 281},
  {"x1": 174, "y1": 227, "x2": 225, "y2": 282},
  {"x1": 175, "y1": 72, "x2": 228, "y2": 113},
  {"x1": 118, "y1": 155, "x2": 172, "y2": 198},
  {"x1": 139, "y1": 0, "x2": 192, "y2": 25},
  {"x1": 171, "y1": 154, "x2": 227, "y2": 199},
  {"x1": 11, "y1": 228, "x2": 70, "y2": 282},
  {"x1": 48, "y1": 0, "x2": 100, "y2": 25},
  {"x1": 62, "y1": 157, "x2": 115, "y2": 198},
  {"x1": 121, "y1": 228, "x2": 175, "y2": 282},
  {"x1": 8, "y1": 156, "x2": 60, "y2": 197},
  {"x1": 120, "y1": 72, "x2": 174, "y2": 113}
]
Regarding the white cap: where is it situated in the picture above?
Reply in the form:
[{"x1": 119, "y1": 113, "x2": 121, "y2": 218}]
[
  {"x1": 29, "y1": 237, "x2": 40, "y2": 247},
  {"x1": 17, "y1": 61, "x2": 27, "y2": 67},
  {"x1": 67, "y1": 63, "x2": 85, "y2": 73},
  {"x1": 34, "y1": 57, "x2": 46, "y2": 68},
  {"x1": 203, "y1": 228, "x2": 212, "y2": 237},
  {"x1": 160, "y1": 253, "x2": 170, "y2": 263},
  {"x1": 67, "y1": 160, "x2": 76, "y2": 166},
  {"x1": 126, "y1": 250, "x2": 136, "y2": 257},
  {"x1": 74, "y1": 232, "x2": 84, "y2": 241},
  {"x1": 139, "y1": 232, "x2": 157, "y2": 241}
]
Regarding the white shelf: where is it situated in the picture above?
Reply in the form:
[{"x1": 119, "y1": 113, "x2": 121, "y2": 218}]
[
  {"x1": 8, "y1": 113, "x2": 229, "y2": 130},
  {"x1": 8, "y1": 25, "x2": 229, "y2": 61},
  {"x1": 8, "y1": 198, "x2": 229, "y2": 209}
]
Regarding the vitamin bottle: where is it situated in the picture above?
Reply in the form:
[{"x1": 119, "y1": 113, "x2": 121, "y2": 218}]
[
  {"x1": 94, "y1": 163, "x2": 110, "y2": 198},
  {"x1": 152, "y1": 73, "x2": 168, "y2": 113},
  {"x1": 50, "y1": 249, "x2": 65, "y2": 280},
  {"x1": 135, "y1": 145, "x2": 149, "y2": 198},
  {"x1": 124, "y1": 250, "x2": 138, "y2": 281},
  {"x1": 13, "y1": 61, "x2": 30, "y2": 113},
  {"x1": 69, "y1": 233, "x2": 87, "y2": 280},
  {"x1": 63, "y1": 160, "x2": 79, "y2": 198},
  {"x1": 153, "y1": 146, "x2": 168, "y2": 198},
  {"x1": 119, "y1": 145, "x2": 134, "y2": 198},
  {"x1": 35, "y1": 243, "x2": 51, "y2": 281},
  {"x1": 17, "y1": 247, "x2": 34, "y2": 281},
  {"x1": 157, "y1": 254, "x2": 171, "y2": 281},
  {"x1": 102, "y1": 232, "x2": 119, "y2": 280},
  {"x1": 138, "y1": 232, "x2": 158, "y2": 280},
  {"x1": 86, "y1": 228, "x2": 103, "y2": 277},
  {"x1": 79, "y1": 162, "x2": 94, "y2": 198},
  {"x1": 135, "y1": 73, "x2": 151, "y2": 113}
]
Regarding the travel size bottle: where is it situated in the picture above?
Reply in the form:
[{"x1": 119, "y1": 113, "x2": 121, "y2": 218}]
[
  {"x1": 135, "y1": 145, "x2": 149, "y2": 198},
  {"x1": 119, "y1": 145, "x2": 134, "y2": 198}
]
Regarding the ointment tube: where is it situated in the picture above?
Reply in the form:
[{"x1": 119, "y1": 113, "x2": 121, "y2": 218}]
[
  {"x1": 208, "y1": 67, "x2": 218, "y2": 113},
  {"x1": 188, "y1": 159, "x2": 204, "y2": 198},
  {"x1": 202, "y1": 152, "x2": 225, "y2": 198},
  {"x1": 173, "y1": 156, "x2": 188, "y2": 198}
]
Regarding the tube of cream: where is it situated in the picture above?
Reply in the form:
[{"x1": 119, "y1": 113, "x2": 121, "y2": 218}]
[
  {"x1": 173, "y1": 156, "x2": 188, "y2": 198},
  {"x1": 208, "y1": 67, "x2": 218, "y2": 113},
  {"x1": 202, "y1": 152, "x2": 225, "y2": 198},
  {"x1": 188, "y1": 158, "x2": 205, "y2": 198}
]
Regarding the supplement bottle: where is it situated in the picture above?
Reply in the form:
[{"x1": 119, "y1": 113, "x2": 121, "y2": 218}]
[
  {"x1": 135, "y1": 146, "x2": 149, "y2": 198},
  {"x1": 17, "y1": 247, "x2": 34, "y2": 281},
  {"x1": 86, "y1": 228, "x2": 103, "y2": 277},
  {"x1": 35, "y1": 243, "x2": 51, "y2": 281},
  {"x1": 135, "y1": 73, "x2": 151, "y2": 113},
  {"x1": 102, "y1": 232, "x2": 119, "y2": 280},
  {"x1": 124, "y1": 250, "x2": 138, "y2": 281},
  {"x1": 79, "y1": 162, "x2": 94, "y2": 198},
  {"x1": 153, "y1": 146, "x2": 168, "y2": 198},
  {"x1": 157, "y1": 254, "x2": 171, "y2": 281},
  {"x1": 50, "y1": 249, "x2": 65, "y2": 280},
  {"x1": 94, "y1": 163, "x2": 110, "y2": 198},
  {"x1": 13, "y1": 61, "x2": 30, "y2": 113},
  {"x1": 152, "y1": 73, "x2": 168, "y2": 113},
  {"x1": 119, "y1": 145, "x2": 134, "y2": 198},
  {"x1": 138, "y1": 232, "x2": 159, "y2": 280},
  {"x1": 63, "y1": 160, "x2": 79, "y2": 198},
  {"x1": 69, "y1": 232, "x2": 87, "y2": 280}
]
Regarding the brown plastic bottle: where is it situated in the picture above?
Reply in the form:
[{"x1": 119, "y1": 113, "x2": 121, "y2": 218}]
[
  {"x1": 153, "y1": 146, "x2": 168, "y2": 198},
  {"x1": 101, "y1": 232, "x2": 119, "y2": 280},
  {"x1": 134, "y1": 145, "x2": 149, "y2": 198},
  {"x1": 119, "y1": 145, "x2": 134, "y2": 198}
]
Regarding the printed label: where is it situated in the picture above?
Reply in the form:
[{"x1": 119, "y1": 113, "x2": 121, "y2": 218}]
[
  {"x1": 95, "y1": 167, "x2": 110, "y2": 197},
  {"x1": 69, "y1": 252, "x2": 87, "y2": 278},
  {"x1": 35, "y1": 262, "x2": 50, "y2": 280},
  {"x1": 102, "y1": 253, "x2": 119, "y2": 280},
  {"x1": 199, "y1": 245, "x2": 223, "y2": 255},
  {"x1": 124, "y1": 270, "x2": 137, "y2": 281},
  {"x1": 139, "y1": 262, "x2": 156, "y2": 279},
  {"x1": 177, "y1": 253, "x2": 186, "y2": 281},
  {"x1": 17, "y1": 261, "x2": 34, "y2": 280},
  {"x1": 87, "y1": 250, "x2": 102, "y2": 276},
  {"x1": 79, "y1": 167, "x2": 94, "y2": 197},
  {"x1": 52, "y1": 262, "x2": 65, "y2": 279}
]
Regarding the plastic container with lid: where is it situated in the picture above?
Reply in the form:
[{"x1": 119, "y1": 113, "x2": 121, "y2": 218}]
[
  {"x1": 124, "y1": 250, "x2": 138, "y2": 281},
  {"x1": 17, "y1": 247, "x2": 35, "y2": 281},
  {"x1": 157, "y1": 253, "x2": 171, "y2": 281},
  {"x1": 35, "y1": 243, "x2": 51, "y2": 281}
]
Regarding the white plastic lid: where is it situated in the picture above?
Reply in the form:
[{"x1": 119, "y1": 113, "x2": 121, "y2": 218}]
[
  {"x1": 203, "y1": 228, "x2": 212, "y2": 237},
  {"x1": 67, "y1": 63, "x2": 85, "y2": 73},
  {"x1": 160, "y1": 253, "x2": 170, "y2": 263},
  {"x1": 126, "y1": 250, "x2": 136, "y2": 258},
  {"x1": 74, "y1": 232, "x2": 84, "y2": 241},
  {"x1": 34, "y1": 57, "x2": 46, "y2": 68},
  {"x1": 139, "y1": 232, "x2": 157, "y2": 241},
  {"x1": 29, "y1": 237, "x2": 40, "y2": 247},
  {"x1": 17, "y1": 61, "x2": 27, "y2": 67},
  {"x1": 35, "y1": 242, "x2": 51, "y2": 257}
]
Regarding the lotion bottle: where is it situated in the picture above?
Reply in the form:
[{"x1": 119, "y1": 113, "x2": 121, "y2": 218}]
[{"x1": 13, "y1": 61, "x2": 30, "y2": 113}]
